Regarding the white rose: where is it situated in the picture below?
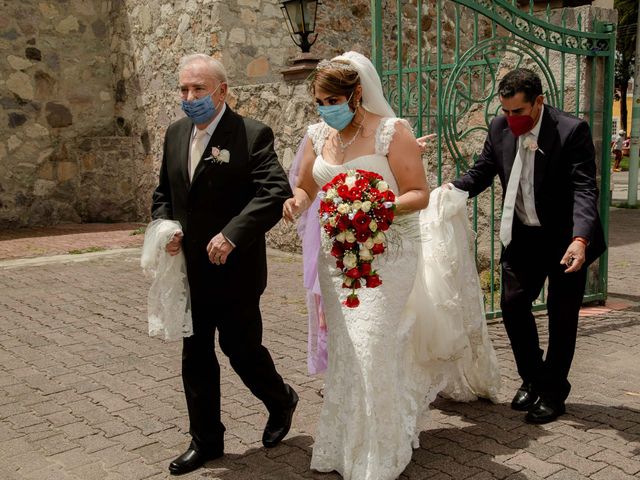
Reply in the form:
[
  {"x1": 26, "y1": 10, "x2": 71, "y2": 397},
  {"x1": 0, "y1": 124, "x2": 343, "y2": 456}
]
[
  {"x1": 326, "y1": 188, "x2": 337, "y2": 200},
  {"x1": 329, "y1": 217, "x2": 337, "y2": 227},
  {"x1": 345, "y1": 174, "x2": 357, "y2": 188},
  {"x1": 377, "y1": 181, "x2": 389, "y2": 192},
  {"x1": 369, "y1": 220, "x2": 378, "y2": 232},
  {"x1": 345, "y1": 231, "x2": 356, "y2": 243},
  {"x1": 351, "y1": 200, "x2": 363, "y2": 212},
  {"x1": 343, "y1": 252, "x2": 358, "y2": 269},
  {"x1": 337, "y1": 203, "x2": 350, "y2": 214},
  {"x1": 373, "y1": 231, "x2": 386, "y2": 244},
  {"x1": 361, "y1": 201, "x2": 372, "y2": 213},
  {"x1": 364, "y1": 238, "x2": 374, "y2": 249},
  {"x1": 218, "y1": 149, "x2": 230, "y2": 163},
  {"x1": 336, "y1": 231, "x2": 346, "y2": 242},
  {"x1": 359, "y1": 248, "x2": 373, "y2": 261},
  {"x1": 343, "y1": 277, "x2": 353, "y2": 287}
]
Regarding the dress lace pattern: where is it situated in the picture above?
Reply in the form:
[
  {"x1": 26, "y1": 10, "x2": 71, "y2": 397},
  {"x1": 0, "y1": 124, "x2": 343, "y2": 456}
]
[
  {"x1": 140, "y1": 219, "x2": 193, "y2": 341},
  {"x1": 309, "y1": 119, "x2": 500, "y2": 480}
]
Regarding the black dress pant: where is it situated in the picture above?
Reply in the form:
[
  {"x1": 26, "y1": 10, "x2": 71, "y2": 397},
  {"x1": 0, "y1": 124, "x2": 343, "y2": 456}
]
[
  {"x1": 500, "y1": 222, "x2": 588, "y2": 402},
  {"x1": 181, "y1": 294, "x2": 290, "y2": 453}
]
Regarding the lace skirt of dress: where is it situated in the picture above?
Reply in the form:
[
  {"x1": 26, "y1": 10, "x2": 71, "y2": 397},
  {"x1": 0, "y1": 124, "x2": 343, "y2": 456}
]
[{"x1": 311, "y1": 217, "x2": 443, "y2": 480}]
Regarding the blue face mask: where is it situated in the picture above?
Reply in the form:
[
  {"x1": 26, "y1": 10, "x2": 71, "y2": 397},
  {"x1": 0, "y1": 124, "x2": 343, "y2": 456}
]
[
  {"x1": 181, "y1": 84, "x2": 222, "y2": 125},
  {"x1": 317, "y1": 93, "x2": 355, "y2": 131}
]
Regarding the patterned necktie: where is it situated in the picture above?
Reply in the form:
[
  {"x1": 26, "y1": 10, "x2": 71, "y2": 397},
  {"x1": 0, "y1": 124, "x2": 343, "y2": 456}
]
[
  {"x1": 189, "y1": 129, "x2": 208, "y2": 181},
  {"x1": 499, "y1": 134, "x2": 529, "y2": 247}
]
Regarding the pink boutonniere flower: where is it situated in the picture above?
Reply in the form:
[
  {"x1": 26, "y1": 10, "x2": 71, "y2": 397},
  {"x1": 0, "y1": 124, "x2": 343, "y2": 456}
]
[
  {"x1": 523, "y1": 137, "x2": 538, "y2": 151},
  {"x1": 523, "y1": 137, "x2": 545, "y2": 155},
  {"x1": 204, "y1": 147, "x2": 230, "y2": 164}
]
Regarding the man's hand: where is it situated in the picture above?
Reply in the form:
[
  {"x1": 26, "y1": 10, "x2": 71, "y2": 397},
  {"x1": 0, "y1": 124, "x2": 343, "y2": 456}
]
[
  {"x1": 207, "y1": 233, "x2": 235, "y2": 265},
  {"x1": 166, "y1": 231, "x2": 183, "y2": 256},
  {"x1": 416, "y1": 133, "x2": 436, "y2": 153},
  {"x1": 560, "y1": 239, "x2": 587, "y2": 273}
]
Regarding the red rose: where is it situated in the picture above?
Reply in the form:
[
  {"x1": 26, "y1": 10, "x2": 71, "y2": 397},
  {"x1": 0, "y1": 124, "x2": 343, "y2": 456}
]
[
  {"x1": 373, "y1": 207, "x2": 386, "y2": 219},
  {"x1": 365, "y1": 274, "x2": 382, "y2": 288},
  {"x1": 323, "y1": 224, "x2": 337, "y2": 236},
  {"x1": 336, "y1": 215, "x2": 350, "y2": 232},
  {"x1": 331, "y1": 242, "x2": 344, "y2": 258},
  {"x1": 320, "y1": 201, "x2": 336, "y2": 214},
  {"x1": 344, "y1": 294, "x2": 360, "y2": 308},
  {"x1": 353, "y1": 211, "x2": 370, "y2": 233},
  {"x1": 360, "y1": 263, "x2": 372, "y2": 276},
  {"x1": 356, "y1": 178, "x2": 369, "y2": 189},
  {"x1": 343, "y1": 241, "x2": 356, "y2": 250},
  {"x1": 348, "y1": 188, "x2": 362, "y2": 202},
  {"x1": 372, "y1": 243, "x2": 385, "y2": 254},
  {"x1": 337, "y1": 185, "x2": 350, "y2": 198},
  {"x1": 336, "y1": 260, "x2": 344, "y2": 270},
  {"x1": 382, "y1": 190, "x2": 395, "y2": 202},
  {"x1": 345, "y1": 268, "x2": 361, "y2": 279},
  {"x1": 355, "y1": 230, "x2": 370, "y2": 242}
]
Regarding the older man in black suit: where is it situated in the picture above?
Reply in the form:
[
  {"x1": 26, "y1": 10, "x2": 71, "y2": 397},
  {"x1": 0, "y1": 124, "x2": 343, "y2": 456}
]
[
  {"x1": 152, "y1": 54, "x2": 297, "y2": 475},
  {"x1": 453, "y1": 68, "x2": 606, "y2": 424}
]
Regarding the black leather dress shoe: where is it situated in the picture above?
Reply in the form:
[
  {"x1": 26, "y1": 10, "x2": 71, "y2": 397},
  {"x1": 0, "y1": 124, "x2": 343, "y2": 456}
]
[
  {"x1": 511, "y1": 382, "x2": 538, "y2": 411},
  {"x1": 168, "y1": 447, "x2": 223, "y2": 475},
  {"x1": 262, "y1": 385, "x2": 299, "y2": 448},
  {"x1": 525, "y1": 398, "x2": 565, "y2": 424}
]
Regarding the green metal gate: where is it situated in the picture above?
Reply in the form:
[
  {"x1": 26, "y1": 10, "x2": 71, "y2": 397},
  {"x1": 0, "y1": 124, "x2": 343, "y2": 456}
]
[{"x1": 371, "y1": 0, "x2": 616, "y2": 318}]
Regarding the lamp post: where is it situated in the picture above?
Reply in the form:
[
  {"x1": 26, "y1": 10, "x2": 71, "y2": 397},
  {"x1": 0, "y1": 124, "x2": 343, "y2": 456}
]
[{"x1": 280, "y1": 0, "x2": 321, "y2": 81}]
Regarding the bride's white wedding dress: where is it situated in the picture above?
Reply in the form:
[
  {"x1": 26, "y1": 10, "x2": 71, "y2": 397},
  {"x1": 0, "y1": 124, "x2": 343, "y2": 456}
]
[{"x1": 308, "y1": 118, "x2": 500, "y2": 480}]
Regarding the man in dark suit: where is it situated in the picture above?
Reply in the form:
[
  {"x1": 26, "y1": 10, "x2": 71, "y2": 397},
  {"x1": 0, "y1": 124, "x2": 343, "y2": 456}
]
[
  {"x1": 452, "y1": 68, "x2": 606, "y2": 424},
  {"x1": 152, "y1": 54, "x2": 297, "y2": 475}
]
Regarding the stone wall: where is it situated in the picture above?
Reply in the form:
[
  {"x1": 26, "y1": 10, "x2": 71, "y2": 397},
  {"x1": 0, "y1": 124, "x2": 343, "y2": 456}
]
[
  {"x1": 0, "y1": 0, "x2": 124, "y2": 226},
  {"x1": 0, "y1": 0, "x2": 370, "y2": 228},
  {"x1": 109, "y1": 0, "x2": 371, "y2": 228}
]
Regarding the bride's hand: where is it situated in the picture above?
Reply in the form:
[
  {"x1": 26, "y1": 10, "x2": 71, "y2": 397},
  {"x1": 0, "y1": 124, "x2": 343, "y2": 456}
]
[{"x1": 283, "y1": 197, "x2": 302, "y2": 223}]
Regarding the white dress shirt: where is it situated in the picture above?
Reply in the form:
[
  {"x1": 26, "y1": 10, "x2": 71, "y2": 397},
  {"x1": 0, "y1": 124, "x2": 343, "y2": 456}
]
[
  {"x1": 515, "y1": 104, "x2": 543, "y2": 226},
  {"x1": 188, "y1": 102, "x2": 227, "y2": 179}
]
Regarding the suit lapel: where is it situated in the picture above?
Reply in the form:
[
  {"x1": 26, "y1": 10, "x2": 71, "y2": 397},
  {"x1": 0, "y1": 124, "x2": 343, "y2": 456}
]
[
  {"x1": 178, "y1": 120, "x2": 193, "y2": 190},
  {"x1": 502, "y1": 127, "x2": 517, "y2": 183},
  {"x1": 534, "y1": 107, "x2": 557, "y2": 194},
  {"x1": 191, "y1": 107, "x2": 236, "y2": 187}
]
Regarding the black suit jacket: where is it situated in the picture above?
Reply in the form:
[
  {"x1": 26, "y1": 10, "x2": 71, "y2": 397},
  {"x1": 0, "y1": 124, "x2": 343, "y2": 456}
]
[
  {"x1": 453, "y1": 105, "x2": 605, "y2": 264},
  {"x1": 151, "y1": 107, "x2": 292, "y2": 300}
]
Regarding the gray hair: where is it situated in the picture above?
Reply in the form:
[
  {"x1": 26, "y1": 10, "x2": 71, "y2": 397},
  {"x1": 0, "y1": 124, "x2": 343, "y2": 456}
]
[{"x1": 179, "y1": 54, "x2": 228, "y2": 84}]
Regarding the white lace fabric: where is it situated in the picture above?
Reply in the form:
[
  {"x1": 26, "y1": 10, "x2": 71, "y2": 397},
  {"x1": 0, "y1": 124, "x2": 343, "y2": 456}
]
[
  {"x1": 140, "y1": 219, "x2": 193, "y2": 341},
  {"x1": 309, "y1": 119, "x2": 500, "y2": 480}
]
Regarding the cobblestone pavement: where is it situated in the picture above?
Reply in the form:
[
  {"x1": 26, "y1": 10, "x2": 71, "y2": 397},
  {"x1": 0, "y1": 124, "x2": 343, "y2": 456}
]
[{"x1": 0, "y1": 212, "x2": 638, "y2": 480}]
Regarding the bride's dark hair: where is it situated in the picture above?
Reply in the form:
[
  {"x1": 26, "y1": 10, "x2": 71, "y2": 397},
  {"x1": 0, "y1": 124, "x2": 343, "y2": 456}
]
[{"x1": 310, "y1": 60, "x2": 360, "y2": 109}]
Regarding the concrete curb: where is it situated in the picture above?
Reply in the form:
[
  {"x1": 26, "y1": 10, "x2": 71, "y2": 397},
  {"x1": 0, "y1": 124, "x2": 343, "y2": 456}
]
[{"x1": 0, "y1": 247, "x2": 142, "y2": 269}]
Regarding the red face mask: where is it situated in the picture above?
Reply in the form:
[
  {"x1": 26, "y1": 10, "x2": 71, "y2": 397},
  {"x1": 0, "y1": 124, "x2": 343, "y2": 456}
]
[{"x1": 506, "y1": 114, "x2": 534, "y2": 137}]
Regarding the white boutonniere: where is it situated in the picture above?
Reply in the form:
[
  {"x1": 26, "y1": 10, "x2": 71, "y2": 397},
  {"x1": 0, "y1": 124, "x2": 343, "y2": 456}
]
[
  {"x1": 523, "y1": 137, "x2": 544, "y2": 155},
  {"x1": 204, "y1": 147, "x2": 230, "y2": 164}
]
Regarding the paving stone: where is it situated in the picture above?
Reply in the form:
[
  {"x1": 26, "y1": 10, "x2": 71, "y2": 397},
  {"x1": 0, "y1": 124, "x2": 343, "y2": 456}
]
[
  {"x1": 590, "y1": 465, "x2": 639, "y2": 480},
  {"x1": 588, "y1": 449, "x2": 640, "y2": 476},
  {"x1": 1, "y1": 214, "x2": 640, "y2": 479}
]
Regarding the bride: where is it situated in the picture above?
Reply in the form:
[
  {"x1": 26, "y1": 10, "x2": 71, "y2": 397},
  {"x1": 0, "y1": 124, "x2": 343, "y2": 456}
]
[{"x1": 283, "y1": 51, "x2": 500, "y2": 480}]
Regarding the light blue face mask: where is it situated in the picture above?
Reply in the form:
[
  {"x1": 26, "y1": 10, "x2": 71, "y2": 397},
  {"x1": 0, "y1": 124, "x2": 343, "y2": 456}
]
[
  {"x1": 181, "y1": 83, "x2": 222, "y2": 125},
  {"x1": 317, "y1": 93, "x2": 355, "y2": 131}
]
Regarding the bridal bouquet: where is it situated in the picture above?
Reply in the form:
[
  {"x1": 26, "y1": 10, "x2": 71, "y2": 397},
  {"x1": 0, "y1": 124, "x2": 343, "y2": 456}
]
[{"x1": 318, "y1": 169, "x2": 395, "y2": 308}]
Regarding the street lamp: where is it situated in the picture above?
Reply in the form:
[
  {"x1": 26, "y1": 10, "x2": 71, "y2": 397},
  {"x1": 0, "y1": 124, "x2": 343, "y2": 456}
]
[
  {"x1": 280, "y1": 0, "x2": 320, "y2": 53},
  {"x1": 280, "y1": 0, "x2": 322, "y2": 81}
]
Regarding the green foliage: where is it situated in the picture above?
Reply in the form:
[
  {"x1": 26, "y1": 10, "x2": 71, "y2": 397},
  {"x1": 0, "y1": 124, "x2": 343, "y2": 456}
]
[{"x1": 614, "y1": 0, "x2": 637, "y2": 132}]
